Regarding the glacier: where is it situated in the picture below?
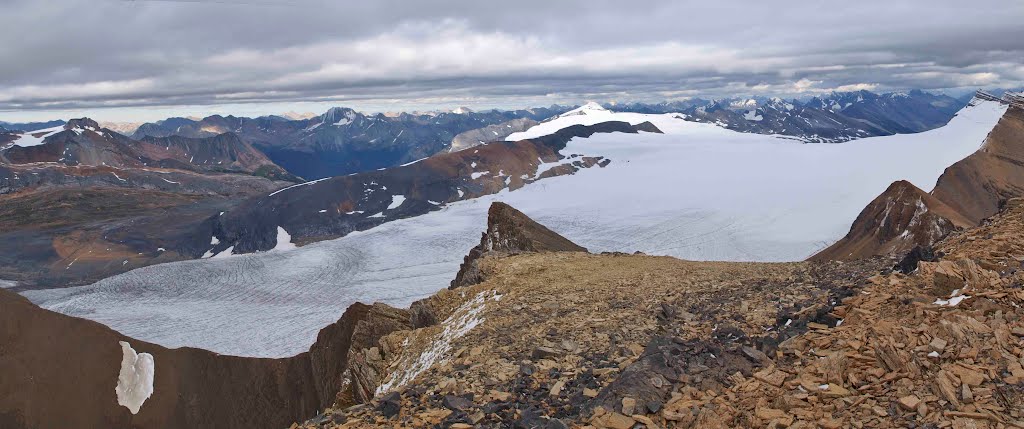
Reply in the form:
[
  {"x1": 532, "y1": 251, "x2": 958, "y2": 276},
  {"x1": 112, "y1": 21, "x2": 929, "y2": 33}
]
[{"x1": 22, "y1": 99, "x2": 1007, "y2": 358}]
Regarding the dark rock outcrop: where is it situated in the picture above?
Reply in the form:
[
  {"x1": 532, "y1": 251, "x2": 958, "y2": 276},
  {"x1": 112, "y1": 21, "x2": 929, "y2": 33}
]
[
  {"x1": 0, "y1": 288, "x2": 409, "y2": 429},
  {"x1": 450, "y1": 202, "x2": 586, "y2": 289}
]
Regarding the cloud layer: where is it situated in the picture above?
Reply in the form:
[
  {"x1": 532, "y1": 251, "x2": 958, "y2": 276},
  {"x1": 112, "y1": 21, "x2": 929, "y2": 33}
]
[{"x1": 3, "y1": 0, "x2": 1023, "y2": 120}]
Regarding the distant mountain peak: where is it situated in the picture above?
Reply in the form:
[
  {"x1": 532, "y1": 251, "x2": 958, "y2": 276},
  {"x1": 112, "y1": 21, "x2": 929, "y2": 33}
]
[
  {"x1": 319, "y1": 107, "x2": 359, "y2": 127},
  {"x1": 557, "y1": 102, "x2": 610, "y2": 118},
  {"x1": 452, "y1": 107, "x2": 473, "y2": 114},
  {"x1": 280, "y1": 111, "x2": 317, "y2": 120},
  {"x1": 65, "y1": 117, "x2": 101, "y2": 131}
]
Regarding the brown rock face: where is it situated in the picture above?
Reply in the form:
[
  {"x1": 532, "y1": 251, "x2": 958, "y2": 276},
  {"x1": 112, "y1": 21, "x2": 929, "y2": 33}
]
[
  {"x1": 311, "y1": 303, "x2": 412, "y2": 407},
  {"x1": 810, "y1": 180, "x2": 971, "y2": 261},
  {"x1": 0, "y1": 289, "x2": 409, "y2": 429},
  {"x1": 931, "y1": 106, "x2": 1024, "y2": 224},
  {"x1": 450, "y1": 202, "x2": 586, "y2": 288}
]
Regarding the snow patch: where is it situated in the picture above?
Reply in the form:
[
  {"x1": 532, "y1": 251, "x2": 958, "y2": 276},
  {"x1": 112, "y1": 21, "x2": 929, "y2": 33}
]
[
  {"x1": 274, "y1": 227, "x2": 297, "y2": 251},
  {"x1": 211, "y1": 246, "x2": 235, "y2": 259},
  {"x1": 557, "y1": 102, "x2": 609, "y2": 118},
  {"x1": 376, "y1": 290, "x2": 499, "y2": 395},
  {"x1": 115, "y1": 341, "x2": 154, "y2": 415},
  {"x1": 471, "y1": 171, "x2": 490, "y2": 180},
  {"x1": 267, "y1": 177, "x2": 331, "y2": 197},
  {"x1": 387, "y1": 195, "x2": 406, "y2": 211},
  {"x1": 9, "y1": 125, "x2": 64, "y2": 148},
  {"x1": 934, "y1": 294, "x2": 970, "y2": 307}
]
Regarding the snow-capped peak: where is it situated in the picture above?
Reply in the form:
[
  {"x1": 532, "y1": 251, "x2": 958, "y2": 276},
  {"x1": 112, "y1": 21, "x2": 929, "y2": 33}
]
[
  {"x1": 318, "y1": 107, "x2": 358, "y2": 127},
  {"x1": 557, "y1": 102, "x2": 610, "y2": 118},
  {"x1": 452, "y1": 107, "x2": 473, "y2": 114}
]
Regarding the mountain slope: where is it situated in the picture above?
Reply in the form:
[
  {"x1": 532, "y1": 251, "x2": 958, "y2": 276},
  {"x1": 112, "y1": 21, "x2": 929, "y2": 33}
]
[
  {"x1": 827, "y1": 89, "x2": 964, "y2": 134},
  {"x1": 448, "y1": 118, "x2": 539, "y2": 153},
  {"x1": 931, "y1": 105, "x2": 1024, "y2": 224},
  {"x1": 136, "y1": 133, "x2": 299, "y2": 180},
  {"x1": 199, "y1": 120, "x2": 655, "y2": 256},
  {"x1": 809, "y1": 180, "x2": 972, "y2": 261},
  {"x1": 0, "y1": 118, "x2": 295, "y2": 178}
]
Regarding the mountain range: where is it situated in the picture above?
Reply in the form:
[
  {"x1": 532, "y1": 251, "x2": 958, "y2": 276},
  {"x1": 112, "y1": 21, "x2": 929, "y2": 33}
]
[
  {"x1": 129, "y1": 106, "x2": 569, "y2": 180},
  {"x1": 615, "y1": 89, "x2": 967, "y2": 142},
  {"x1": 3, "y1": 89, "x2": 974, "y2": 184}
]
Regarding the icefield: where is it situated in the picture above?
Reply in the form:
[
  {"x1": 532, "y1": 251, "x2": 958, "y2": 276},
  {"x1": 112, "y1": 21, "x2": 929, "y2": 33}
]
[{"x1": 23, "y1": 100, "x2": 1008, "y2": 358}]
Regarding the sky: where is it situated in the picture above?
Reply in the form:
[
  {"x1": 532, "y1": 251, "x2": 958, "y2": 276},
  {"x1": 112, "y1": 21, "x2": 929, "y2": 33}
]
[{"x1": 2, "y1": 0, "x2": 1023, "y2": 122}]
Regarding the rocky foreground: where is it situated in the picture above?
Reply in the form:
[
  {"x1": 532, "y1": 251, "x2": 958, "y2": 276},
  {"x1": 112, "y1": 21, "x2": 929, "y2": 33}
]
[{"x1": 294, "y1": 201, "x2": 1024, "y2": 428}]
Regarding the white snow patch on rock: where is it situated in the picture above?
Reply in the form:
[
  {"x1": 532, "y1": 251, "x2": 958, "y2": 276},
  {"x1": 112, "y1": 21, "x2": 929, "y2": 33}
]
[
  {"x1": 268, "y1": 177, "x2": 331, "y2": 197},
  {"x1": 115, "y1": 341, "x2": 154, "y2": 415},
  {"x1": 274, "y1": 227, "x2": 297, "y2": 251},
  {"x1": 387, "y1": 195, "x2": 406, "y2": 211},
  {"x1": 376, "y1": 290, "x2": 499, "y2": 395},
  {"x1": 934, "y1": 294, "x2": 971, "y2": 307},
  {"x1": 10, "y1": 125, "x2": 64, "y2": 148}
]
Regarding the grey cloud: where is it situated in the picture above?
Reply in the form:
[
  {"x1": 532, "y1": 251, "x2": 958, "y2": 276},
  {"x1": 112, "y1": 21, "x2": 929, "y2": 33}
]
[{"x1": 2, "y1": 0, "x2": 1022, "y2": 120}]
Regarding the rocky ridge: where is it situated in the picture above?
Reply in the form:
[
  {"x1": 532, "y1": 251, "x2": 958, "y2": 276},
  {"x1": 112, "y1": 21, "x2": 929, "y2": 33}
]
[
  {"x1": 450, "y1": 201, "x2": 588, "y2": 289},
  {"x1": 291, "y1": 198, "x2": 1024, "y2": 429}
]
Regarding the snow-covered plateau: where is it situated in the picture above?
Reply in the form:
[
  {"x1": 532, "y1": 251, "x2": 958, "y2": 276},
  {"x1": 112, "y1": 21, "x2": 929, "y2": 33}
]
[{"x1": 22, "y1": 100, "x2": 1007, "y2": 358}]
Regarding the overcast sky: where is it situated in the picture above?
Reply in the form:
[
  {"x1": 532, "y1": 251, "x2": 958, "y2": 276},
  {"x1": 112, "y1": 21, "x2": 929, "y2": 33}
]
[{"x1": 3, "y1": 0, "x2": 1023, "y2": 122}]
